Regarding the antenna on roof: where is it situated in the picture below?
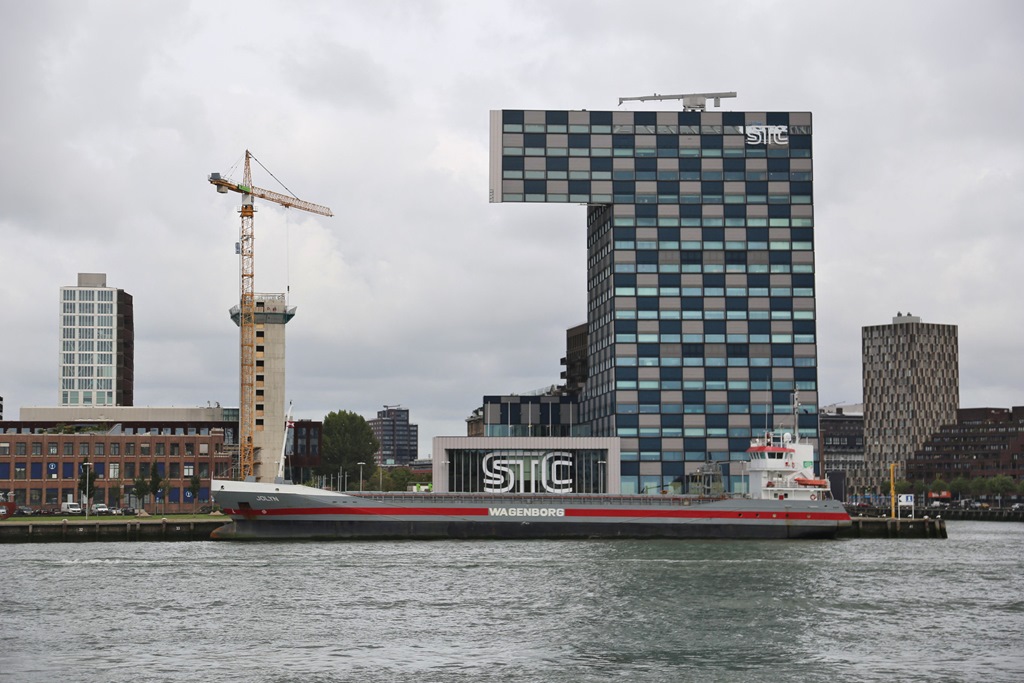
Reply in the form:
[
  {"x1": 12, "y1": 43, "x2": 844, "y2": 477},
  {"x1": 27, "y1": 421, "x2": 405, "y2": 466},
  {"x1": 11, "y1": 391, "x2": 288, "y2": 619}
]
[{"x1": 617, "y1": 91, "x2": 737, "y2": 111}]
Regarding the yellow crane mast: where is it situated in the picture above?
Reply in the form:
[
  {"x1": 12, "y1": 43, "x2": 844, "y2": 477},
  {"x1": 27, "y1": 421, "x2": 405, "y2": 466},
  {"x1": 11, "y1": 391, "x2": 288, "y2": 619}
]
[{"x1": 209, "y1": 151, "x2": 332, "y2": 480}]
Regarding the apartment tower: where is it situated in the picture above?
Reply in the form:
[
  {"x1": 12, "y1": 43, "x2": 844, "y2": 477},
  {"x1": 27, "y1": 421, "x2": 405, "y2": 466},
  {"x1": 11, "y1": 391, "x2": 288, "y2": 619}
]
[
  {"x1": 860, "y1": 313, "x2": 959, "y2": 494},
  {"x1": 59, "y1": 273, "x2": 134, "y2": 407}
]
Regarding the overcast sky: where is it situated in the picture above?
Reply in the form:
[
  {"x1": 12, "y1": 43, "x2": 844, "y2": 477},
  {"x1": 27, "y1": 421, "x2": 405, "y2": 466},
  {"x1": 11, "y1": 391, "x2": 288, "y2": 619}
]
[{"x1": 2, "y1": 0, "x2": 1022, "y2": 456}]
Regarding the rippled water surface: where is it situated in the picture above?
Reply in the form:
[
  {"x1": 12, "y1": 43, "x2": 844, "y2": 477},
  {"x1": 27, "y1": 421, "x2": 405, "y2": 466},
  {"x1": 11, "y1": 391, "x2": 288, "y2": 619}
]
[{"x1": 2, "y1": 521, "x2": 1022, "y2": 682}]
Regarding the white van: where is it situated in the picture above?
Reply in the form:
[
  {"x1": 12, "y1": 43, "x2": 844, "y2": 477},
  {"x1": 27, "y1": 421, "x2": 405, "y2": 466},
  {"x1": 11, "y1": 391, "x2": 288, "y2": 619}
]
[{"x1": 61, "y1": 502, "x2": 83, "y2": 514}]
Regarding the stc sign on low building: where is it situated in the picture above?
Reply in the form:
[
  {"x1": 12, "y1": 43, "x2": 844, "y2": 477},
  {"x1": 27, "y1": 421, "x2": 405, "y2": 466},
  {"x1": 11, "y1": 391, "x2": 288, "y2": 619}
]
[{"x1": 482, "y1": 452, "x2": 573, "y2": 494}]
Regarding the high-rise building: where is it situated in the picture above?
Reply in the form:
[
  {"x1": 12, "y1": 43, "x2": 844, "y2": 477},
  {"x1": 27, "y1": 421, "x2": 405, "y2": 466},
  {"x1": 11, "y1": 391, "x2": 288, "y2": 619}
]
[
  {"x1": 230, "y1": 293, "x2": 293, "y2": 481},
  {"x1": 370, "y1": 406, "x2": 418, "y2": 467},
  {"x1": 59, "y1": 273, "x2": 134, "y2": 407},
  {"x1": 489, "y1": 100, "x2": 817, "y2": 494},
  {"x1": 861, "y1": 313, "x2": 959, "y2": 494}
]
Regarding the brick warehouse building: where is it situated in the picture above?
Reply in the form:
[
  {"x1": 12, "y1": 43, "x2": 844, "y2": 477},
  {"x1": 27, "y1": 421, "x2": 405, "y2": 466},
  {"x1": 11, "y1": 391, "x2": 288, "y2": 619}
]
[
  {"x1": 907, "y1": 407, "x2": 1024, "y2": 484},
  {"x1": 489, "y1": 98, "x2": 818, "y2": 494},
  {"x1": 0, "y1": 420, "x2": 234, "y2": 511}
]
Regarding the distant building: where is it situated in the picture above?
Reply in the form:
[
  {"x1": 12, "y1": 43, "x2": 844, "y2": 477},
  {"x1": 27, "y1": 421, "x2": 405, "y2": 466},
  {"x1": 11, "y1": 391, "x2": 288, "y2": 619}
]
[
  {"x1": 59, "y1": 273, "x2": 134, "y2": 407},
  {"x1": 818, "y1": 404, "x2": 864, "y2": 502},
  {"x1": 282, "y1": 418, "x2": 323, "y2": 485},
  {"x1": 370, "y1": 406, "x2": 418, "y2": 467},
  {"x1": 478, "y1": 391, "x2": 582, "y2": 438},
  {"x1": 861, "y1": 313, "x2": 958, "y2": 494},
  {"x1": 907, "y1": 407, "x2": 1024, "y2": 484},
  {"x1": 560, "y1": 322, "x2": 588, "y2": 397}
]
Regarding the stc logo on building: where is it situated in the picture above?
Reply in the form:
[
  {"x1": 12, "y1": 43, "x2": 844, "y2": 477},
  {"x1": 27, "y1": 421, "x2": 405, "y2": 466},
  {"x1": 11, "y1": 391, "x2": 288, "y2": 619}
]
[
  {"x1": 743, "y1": 125, "x2": 789, "y2": 145},
  {"x1": 482, "y1": 452, "x2": 573, "y2": 494}
]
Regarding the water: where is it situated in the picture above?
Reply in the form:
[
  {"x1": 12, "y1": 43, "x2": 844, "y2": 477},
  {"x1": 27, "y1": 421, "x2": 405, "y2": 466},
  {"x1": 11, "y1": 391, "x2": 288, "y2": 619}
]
[{"x1": 2, "y1": 521, "x2": 1022, "y2": 683}]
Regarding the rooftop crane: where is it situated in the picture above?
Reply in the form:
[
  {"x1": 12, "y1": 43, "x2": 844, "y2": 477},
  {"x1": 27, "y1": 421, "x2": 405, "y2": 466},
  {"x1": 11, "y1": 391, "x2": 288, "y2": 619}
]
[{"x1": 209, "y1": 151, "x2": 332, "y2": 481}]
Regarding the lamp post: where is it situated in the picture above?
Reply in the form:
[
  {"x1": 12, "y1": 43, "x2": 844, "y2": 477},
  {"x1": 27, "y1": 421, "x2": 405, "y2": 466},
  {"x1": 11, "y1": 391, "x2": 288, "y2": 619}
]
[
  {"x1": 441, "y1": 460, "x2": 449, "y2": 493},
  {"x1": 597, "y1": 460, "x2": 606, "y2": 494},
  {"x1": 82, "y1": 462, "x2": 92, "y2": 520},
  {"x1": 379, "y1": 464, "x2": 384, "y2": 491},
  {"x1": 358, "y1": 462, "x2": 365, "y2": 492}
]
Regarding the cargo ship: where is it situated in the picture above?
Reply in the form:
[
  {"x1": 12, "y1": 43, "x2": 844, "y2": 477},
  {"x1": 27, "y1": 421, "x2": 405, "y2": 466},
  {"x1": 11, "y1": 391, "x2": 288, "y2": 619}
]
[{"x1": 210, "y1": 428, "x2": 851, "y2": 541}]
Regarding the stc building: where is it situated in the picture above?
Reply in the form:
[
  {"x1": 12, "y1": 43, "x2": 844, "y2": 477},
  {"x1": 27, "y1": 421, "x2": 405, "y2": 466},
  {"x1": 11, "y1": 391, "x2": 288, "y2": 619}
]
[
  {"x1": 861, "y1": 313, "x2": 959, "y2": 494},
  {"x1": 59, "y1": 273, "x2": 134, "y2": 407},
  {"x1": 488, "y1": 100, "x2": 818, "y2": 494}
]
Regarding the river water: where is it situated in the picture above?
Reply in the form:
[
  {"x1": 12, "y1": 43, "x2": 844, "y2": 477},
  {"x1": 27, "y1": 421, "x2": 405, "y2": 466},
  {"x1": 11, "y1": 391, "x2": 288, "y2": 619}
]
[{"x1": 2, "y1": 521, "x2": 1022, "y2": 683}]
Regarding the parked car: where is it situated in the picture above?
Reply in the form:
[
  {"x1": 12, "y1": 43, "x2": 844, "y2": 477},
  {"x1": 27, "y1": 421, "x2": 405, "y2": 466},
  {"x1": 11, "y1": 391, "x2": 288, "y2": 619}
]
[
  {"x1": 1011, "y1": 503, "x2": 1024, "y2": 512},
  {"x1": 60, "y1": 502, "x2": 83, "y2": 515},
  {"x1": 120, "y1": 507, "x2": 137, "y2": 516},
  {"x1": 90, "y1": 503, "x2": 110, "y2": 515},
  {"x1": 15, "y1": 506, "x2": 37, "y2": 516}
]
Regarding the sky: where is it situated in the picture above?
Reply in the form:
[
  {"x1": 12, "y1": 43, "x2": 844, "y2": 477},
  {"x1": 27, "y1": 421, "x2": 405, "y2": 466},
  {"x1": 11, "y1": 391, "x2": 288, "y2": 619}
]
[{"x1": 2, "y1": 0, "x2": 1022, "y2": 457}]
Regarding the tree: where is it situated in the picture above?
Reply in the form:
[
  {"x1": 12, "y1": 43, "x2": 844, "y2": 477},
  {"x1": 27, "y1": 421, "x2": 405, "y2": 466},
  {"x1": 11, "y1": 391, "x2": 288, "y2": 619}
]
[
  {"x1": 894, "y1": 479, "x2": 913, "y2": 495},
  {"x1": 969, "y1": 477, "x2": 991, "y2": 499},
  {"x1": 988, "y1": 475, "x2": 1016, "y2": 507},
  {"x1": 132, "y1": 477, "x2": 151, "y2": 511},
  {"x1": 319, "y1": 410, "x2": 380, "y2": 487},
  {"x1": 949, "y1": 476, "x2": 970, "y2": 501},
  {"x1": 108, "y1": 481, "x2": 122, "y2": 509},
  {"x1": 930, "y1": 478, "x2": 950, "y2": 494},
  {"x1": 188, "y1": 475, "x2": 202, "y2": 513},
  {"x1": 149, "y1": 463, "x2": 165, "y2": 514},
  {"x1": 77, "y1": 463, "x2": 98, "y2": 503}
]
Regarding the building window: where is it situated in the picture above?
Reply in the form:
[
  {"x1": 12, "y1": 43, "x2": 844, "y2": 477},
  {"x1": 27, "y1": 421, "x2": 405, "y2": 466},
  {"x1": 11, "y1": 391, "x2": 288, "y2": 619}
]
[
  {"x1": 49, "y1": 442, "x2": 58, "y2": 455},
  {"x1": 110, "y1": 443, "x2": 120, "y2": 456},
  {"x1": 80, "y1": 443, "x2": 90, "y2": 456},
  {"x1": 32, "y1": 443, "x2": 42, "y2": 456},
  {"x1": 16, "y1": 443, "x2": 26, "y2": 455},
  {"x1": 184, "y1": 464, "x2": 194, "y2": 477},
  {"x1": 109, "y1": 463, "x2": 119, "y2": 479},
  {"x1": 15, "y1": 463, "x2": 27, "y2": 480}
]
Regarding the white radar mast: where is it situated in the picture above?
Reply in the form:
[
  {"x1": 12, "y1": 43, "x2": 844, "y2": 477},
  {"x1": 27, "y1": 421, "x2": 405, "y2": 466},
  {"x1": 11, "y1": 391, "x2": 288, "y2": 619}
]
[{"x1": 617, "y1": 91, "x2": 737, "y2": 111}]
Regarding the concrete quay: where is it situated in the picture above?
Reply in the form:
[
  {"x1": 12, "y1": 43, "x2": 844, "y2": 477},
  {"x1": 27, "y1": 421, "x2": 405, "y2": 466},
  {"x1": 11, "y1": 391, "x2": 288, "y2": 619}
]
[
  {"x1": 838, "y1": 516, "x2": 947, "y2": 539},
  {"x1": 0, "y1": 518, "x2": 224, "y2": 543}
]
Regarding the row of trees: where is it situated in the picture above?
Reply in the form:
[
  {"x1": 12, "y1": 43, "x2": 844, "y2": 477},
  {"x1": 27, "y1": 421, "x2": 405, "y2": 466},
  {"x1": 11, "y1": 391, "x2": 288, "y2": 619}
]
[
  {"x1": 893, "y1": 475, "x2": 1024, "y2": 501},
  {"x1": 76, "y1": 464, "x2": 204, "y2": 512}
]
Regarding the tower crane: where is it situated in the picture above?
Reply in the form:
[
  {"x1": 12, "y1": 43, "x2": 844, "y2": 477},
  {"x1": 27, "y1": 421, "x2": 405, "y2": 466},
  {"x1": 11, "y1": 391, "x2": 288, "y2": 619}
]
[{"x1": 209, "y1": 150, "x2": 332, "y2": 481}]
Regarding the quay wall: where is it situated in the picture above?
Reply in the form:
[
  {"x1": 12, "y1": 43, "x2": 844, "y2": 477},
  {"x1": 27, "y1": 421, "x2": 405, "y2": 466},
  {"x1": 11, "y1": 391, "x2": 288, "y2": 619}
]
[{"x1": 0, "y1": 518, "x2": 224, "y2": 543}]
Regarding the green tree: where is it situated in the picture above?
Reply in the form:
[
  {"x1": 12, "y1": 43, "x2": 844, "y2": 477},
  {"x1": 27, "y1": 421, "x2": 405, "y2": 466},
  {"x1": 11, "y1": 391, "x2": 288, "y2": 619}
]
[
  {"x1": 988, "y1": 475, "x2": 1016, "y2": 507},
  {"x1": 77, "y1": 462, "x2": 98, "y2": 503},
  {"x1": 930, "y1": 478, "x2": 950, "y2": 494},
  {"x1": 969, "y1": 477, "x2": 991, "y2": 499},
  {"x1": 132, "y1": 477, "x2": 151, "y2": 512},
  {"x1": 949, "y1": 476, "x2": 970, "y2": 501},
  {"x1": 188, "y1": 475, "x2": 202, "y2": 513},
  {"x1": 894, "y1": 479, "x2": 913, "y2": 495},
  {"x1": 319, "y1": 411, "x2": 380, "y2": 488},
  {"x1": 108, "y1": 481, "x2": 122, "y2": 508},
  {"x1": 149, "y1": 463, "x2": 165, "y2": 514}
]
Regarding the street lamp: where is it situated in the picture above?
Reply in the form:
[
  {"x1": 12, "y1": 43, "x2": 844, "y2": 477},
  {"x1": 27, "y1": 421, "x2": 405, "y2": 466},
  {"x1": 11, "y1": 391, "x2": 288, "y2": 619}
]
[
  {"x1": 358, "y1": 462, "x2": 365, "y2": 492},
  {"x1": 597, "y1": 460, "x2": 606, "y2": 494}
]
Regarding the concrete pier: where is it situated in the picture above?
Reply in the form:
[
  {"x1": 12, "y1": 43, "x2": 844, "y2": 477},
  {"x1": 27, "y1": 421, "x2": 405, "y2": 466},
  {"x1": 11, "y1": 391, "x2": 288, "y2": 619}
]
[
  {"x1": 0, "y1": 518, "x2": 224, "y2": 543},
  {"x1": 838, "y1": 516, "x2": 947, "y2": 539}
]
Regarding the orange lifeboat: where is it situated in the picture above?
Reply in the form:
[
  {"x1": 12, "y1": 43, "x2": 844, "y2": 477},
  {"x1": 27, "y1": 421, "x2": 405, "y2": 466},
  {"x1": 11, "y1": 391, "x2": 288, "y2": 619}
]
[{"x1": 794, "y1": 477, "x2": 829, "y2": 487}]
